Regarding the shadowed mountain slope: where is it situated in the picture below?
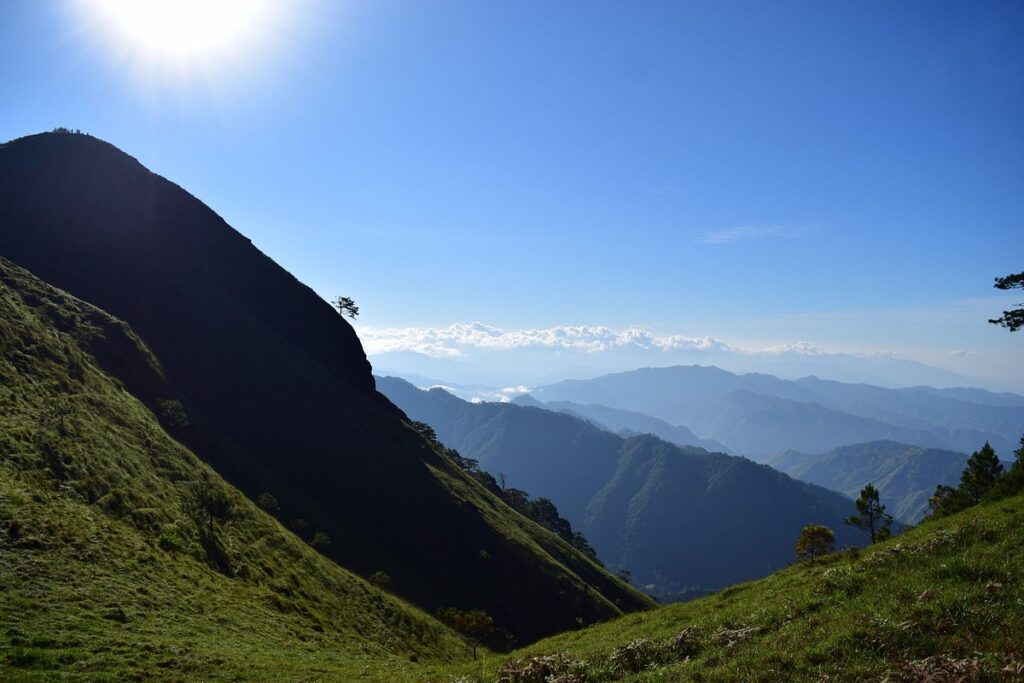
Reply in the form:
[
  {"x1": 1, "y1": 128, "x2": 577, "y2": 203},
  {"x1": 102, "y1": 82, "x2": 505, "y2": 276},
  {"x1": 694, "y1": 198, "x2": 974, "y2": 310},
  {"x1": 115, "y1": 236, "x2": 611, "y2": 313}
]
[
  {"x1": 0, "y1": 132, "x2": 648, "y2": 642},
  {"x1": 378, "y1": 376, "x2": 862, "y2": 600}
]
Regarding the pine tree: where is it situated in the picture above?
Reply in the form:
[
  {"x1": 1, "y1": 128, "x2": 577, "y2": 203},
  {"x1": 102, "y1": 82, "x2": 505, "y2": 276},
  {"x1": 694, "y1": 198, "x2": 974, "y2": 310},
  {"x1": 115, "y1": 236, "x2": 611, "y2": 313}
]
[
  {"x1": 959, "y1": 442, "x2": 1003, "y2": 504},
  {"x1": 844, "y1": 483, "x2": 893, "y2": 543}
]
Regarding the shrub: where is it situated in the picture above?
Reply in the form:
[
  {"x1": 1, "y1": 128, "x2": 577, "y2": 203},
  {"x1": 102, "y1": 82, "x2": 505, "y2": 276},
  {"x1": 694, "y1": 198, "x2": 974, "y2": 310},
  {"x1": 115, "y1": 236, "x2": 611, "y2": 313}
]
[
  {"x1": 369, "y1": 570, "x2": 392, "y2": 594},
  {"x1": 257, "y1": 492, "x2": 280, "y2": 513},
  {"x1": 609, "y1": 638, "x2": 659, "y2": 673},
  {"x1": 795, "y1": 524, "x2": 835, "y2": 561},
  {"x1": 157, "y1": 399, "x2": 189, "y2": 427},
  {"x1": 668, "y1": 627, "x2": 703, "y2": 658},
  {"x1": 497, "y1": 652, "x2": 586, "y2": 683},
  {"x1": 157, "y1": 523, "x2": 184, "y2": 551}
]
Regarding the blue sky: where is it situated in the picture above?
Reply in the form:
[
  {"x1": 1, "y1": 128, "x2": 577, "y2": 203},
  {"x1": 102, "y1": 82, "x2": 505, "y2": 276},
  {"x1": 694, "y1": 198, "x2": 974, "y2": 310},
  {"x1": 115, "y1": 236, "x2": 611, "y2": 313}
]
[{"x1": 1, "y1": 1, "x2": 1022, "y2": 388}]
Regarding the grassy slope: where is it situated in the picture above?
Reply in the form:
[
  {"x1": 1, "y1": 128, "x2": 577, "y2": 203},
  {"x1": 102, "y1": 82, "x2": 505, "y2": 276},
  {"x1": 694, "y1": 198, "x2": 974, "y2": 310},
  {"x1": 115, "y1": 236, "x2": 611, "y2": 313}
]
[
  {"x1": 432, "y1": 493, "x2": 1024, "y2": 682},
  {"x1": 0, "y1": 257, "x2": 473, "y2": 681},
  {"x1": 0, "y1": 132, "x2": 650, "y2": 642}
]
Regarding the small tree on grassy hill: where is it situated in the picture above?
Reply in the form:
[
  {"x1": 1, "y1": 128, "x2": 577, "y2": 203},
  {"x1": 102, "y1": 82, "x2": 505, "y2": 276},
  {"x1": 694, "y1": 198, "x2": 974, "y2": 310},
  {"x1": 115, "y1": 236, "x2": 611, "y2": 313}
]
[
  {"x1": 409, "y1": 420, "x2": 438, "y2": 444},
  {"x1": 959, "y1": 442, "x2": 1004, "y2": 505},
  {"x1": 927, "y1": 484, "x2": 969, "y2": 519},
  {"x1": 844, "y1": 483, "x2": 892, "y2": 543},
  {"x1": 794, "y1": 524, "x2": 835, "y2": 561},
  {"x1": 257, "y1": 492, "x2": 280, "y2": 513},
  {"x1": 369, "y1": 570, "x2": 392, "y2": 596},
  {"x1": 988, "y1": 435, "x2": 1024, "y2": 500},
  {"x1": 437, "y1": 607, "x2": 494, "y2": 659},
  {"x1": 187, "y1": 481, "x2": 234, "y2": 538}
]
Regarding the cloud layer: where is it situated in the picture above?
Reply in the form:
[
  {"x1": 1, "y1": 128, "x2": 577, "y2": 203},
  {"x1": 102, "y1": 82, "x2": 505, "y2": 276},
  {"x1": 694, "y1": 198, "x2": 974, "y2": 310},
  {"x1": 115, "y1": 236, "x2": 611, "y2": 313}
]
[{"x1": 357, "y1": 322, "x2": 818, "y2": 358}]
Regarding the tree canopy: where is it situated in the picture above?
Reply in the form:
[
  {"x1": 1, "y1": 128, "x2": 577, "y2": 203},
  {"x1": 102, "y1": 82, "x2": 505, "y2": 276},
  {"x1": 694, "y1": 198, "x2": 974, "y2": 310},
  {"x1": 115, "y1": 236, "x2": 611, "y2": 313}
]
[
  {"x1": 333, "y1": 295, "x2": 359, "y2": 319},
  {"x1": 958, "y1": 442, "x2": 1004, "y2": 505},
  {"x1": 794, "y1": 524, "x2": 835, "y2": 561},
  {"x1": 844, "y1": 483, "x2": 893, "y2": 543},
  {"x1": 929, "y1": 440, "x2": 1010, "y2": 519},
  {"x1": 989, "y1": 270, "x2": 1024, "y2": 332}
]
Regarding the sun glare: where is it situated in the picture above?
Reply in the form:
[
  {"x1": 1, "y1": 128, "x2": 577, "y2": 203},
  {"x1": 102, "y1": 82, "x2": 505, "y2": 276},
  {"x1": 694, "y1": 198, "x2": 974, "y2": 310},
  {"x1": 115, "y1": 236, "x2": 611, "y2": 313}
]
[{"x1": 80, "y1": 0, "x2": 280, "y2": 68}]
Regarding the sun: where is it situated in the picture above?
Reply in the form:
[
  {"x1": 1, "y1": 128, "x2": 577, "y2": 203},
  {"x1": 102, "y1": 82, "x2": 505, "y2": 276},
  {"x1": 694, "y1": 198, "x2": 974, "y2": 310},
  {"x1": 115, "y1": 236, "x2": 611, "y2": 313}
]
[{"x1": 79, "y1": 0, "x2": 279, "y2": 65}]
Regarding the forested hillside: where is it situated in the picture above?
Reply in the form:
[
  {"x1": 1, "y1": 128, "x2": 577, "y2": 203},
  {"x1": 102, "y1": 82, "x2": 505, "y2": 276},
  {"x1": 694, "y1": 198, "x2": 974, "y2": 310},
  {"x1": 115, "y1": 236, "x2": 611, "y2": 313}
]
[
  {"x1": 766, "y1": 441, "x2": 970, "y2": 523},
  {"x1": 378, "y1": 376, "x2": 862, "y2": 600}
]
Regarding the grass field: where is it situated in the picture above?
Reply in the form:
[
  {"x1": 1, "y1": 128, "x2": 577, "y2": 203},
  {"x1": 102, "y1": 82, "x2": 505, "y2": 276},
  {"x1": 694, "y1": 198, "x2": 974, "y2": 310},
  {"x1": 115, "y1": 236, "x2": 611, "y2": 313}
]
[
  {"x1": 426, "y1": 493, "x2": 1024, "y2": 682},
  {"x1": 0, "y1": 257, "x2": 471, "y2": 681}
]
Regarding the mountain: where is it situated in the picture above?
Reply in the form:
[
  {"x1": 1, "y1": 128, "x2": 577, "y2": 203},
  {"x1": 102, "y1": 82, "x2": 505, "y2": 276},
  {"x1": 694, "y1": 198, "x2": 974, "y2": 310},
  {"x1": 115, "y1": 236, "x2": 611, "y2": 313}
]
[
  {"x1": 794, "y1": 376, "x2": 1024, "y2": 455},
  {"x1": 907, "y1": 385, "x2": 1024, "y2": 408},
  {"x1": 513, "y1": 396, "x2": 733, "y2": 454},
  {"x1": 377, "y1": 376, "x2": 623, "y2": 523},
  {"x1": 365, "y1": 331, "x2": 977, "y2": 391},
  {"x1": 378, "y1": 376, "x2": 863, "y2": 600},
  {"x1": 0, "y1": 256, "x2": 473, "y2": 679},
  {"x1": 765, "y1": 441, "x2": 971, "y2": 523},
  {"x1": 0, "y1": 131, "x2": 648, "y2": 643},
  {"x1": 441, "y1": 492, "x2": 1024, "y2": 681},
  {"x1": 532, "y1": 365, "x2": 1023, "y2": 458}
]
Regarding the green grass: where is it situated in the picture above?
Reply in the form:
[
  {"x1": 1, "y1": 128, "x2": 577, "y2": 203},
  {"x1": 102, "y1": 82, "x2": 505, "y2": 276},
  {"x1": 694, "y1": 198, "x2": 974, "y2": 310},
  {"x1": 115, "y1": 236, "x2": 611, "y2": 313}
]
[
  {"x1": 0, "y1": 258, "x2": 471, "y2": 681},
  {"x1": 426, "y1": 494, "x2": 1024, "y2": 681}
]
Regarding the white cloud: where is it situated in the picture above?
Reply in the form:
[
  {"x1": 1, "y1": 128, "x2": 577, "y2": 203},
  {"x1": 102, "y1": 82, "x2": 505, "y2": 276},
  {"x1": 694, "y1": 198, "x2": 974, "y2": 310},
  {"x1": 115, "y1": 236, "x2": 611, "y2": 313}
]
[
  {"x1": 761, "y1": 341, "x2": 824, "y2": 355},
  {"x1": 357, "y1": 322, "x2": 825, "y2": 359},
  {"x1": 698, "y1": 224, "x2": 809, "y2": 245}
]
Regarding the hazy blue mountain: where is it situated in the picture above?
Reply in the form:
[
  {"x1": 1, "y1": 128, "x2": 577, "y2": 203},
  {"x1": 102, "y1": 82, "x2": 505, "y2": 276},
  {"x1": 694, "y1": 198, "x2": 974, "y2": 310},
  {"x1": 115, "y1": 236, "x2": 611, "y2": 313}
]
[
  {"x1": 532, "y1": 365, "x2": 1023, "y2": 457},
  {"x1": 365, "y1": 339, "x2": 976, "y2": 391},
  {"x1": 765, "y1": 441, "x2": 971, "y2": 523},
  {"x1": 794, "y1": 376, "x2": 1024, "y2": 454},
  {"x1": 513, "y1": 396, "x2": 734, "y2": 454},
  {"x1": 378, "y1": 376, "x2": 862, "y2": 600},
  {"x1": 903, "y1": 385, "x2": 1024, "y2": 409},
  {"x1": 681, "y1": 389, "x2": 945, "y2": 458}
]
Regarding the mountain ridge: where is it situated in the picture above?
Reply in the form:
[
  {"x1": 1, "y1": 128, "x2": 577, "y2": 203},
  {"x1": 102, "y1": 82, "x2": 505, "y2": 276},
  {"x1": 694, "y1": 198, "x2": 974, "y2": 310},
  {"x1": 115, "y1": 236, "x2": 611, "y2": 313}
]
[
  {"x1": 765, "y1": 440, "x2": 972, "y2": 523},
  {"x1": 0, "y1": 132, "x2": 649, "y2": 643},
  {"x1": 531, "y1": 364, "x2": 1023, "y2": 457}
]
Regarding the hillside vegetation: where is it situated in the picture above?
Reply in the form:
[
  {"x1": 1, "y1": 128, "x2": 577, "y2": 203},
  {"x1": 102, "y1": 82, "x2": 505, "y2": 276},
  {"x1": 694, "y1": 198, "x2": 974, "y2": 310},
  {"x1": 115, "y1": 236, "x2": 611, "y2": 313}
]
[
  {"x1": 0, "y1": 257, "x2": 471, "y2": 681},
  {"x1": 432, "y1": 492, "x2": 1024, "y2": 682}
]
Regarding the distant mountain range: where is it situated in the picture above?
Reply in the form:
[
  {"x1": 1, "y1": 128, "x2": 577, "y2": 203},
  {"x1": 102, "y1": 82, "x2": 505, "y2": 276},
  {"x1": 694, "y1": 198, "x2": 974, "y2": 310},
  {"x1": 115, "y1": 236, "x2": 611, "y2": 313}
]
[
  {"x1": 367, "y1": 332, "x2": 982, "y2": 391},
  {"x1": 512, "y1": 395, "x2": 734, "y2": 454},
  {"x1": 378, "y1": 376, "x2": 863, "y2": 600},
  {"x1": 765, "y1": 441, "x2": 971, "y2": 524},
  {"x1": 529, "y1": 365, "x2": 1024, "y2": 458}
]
